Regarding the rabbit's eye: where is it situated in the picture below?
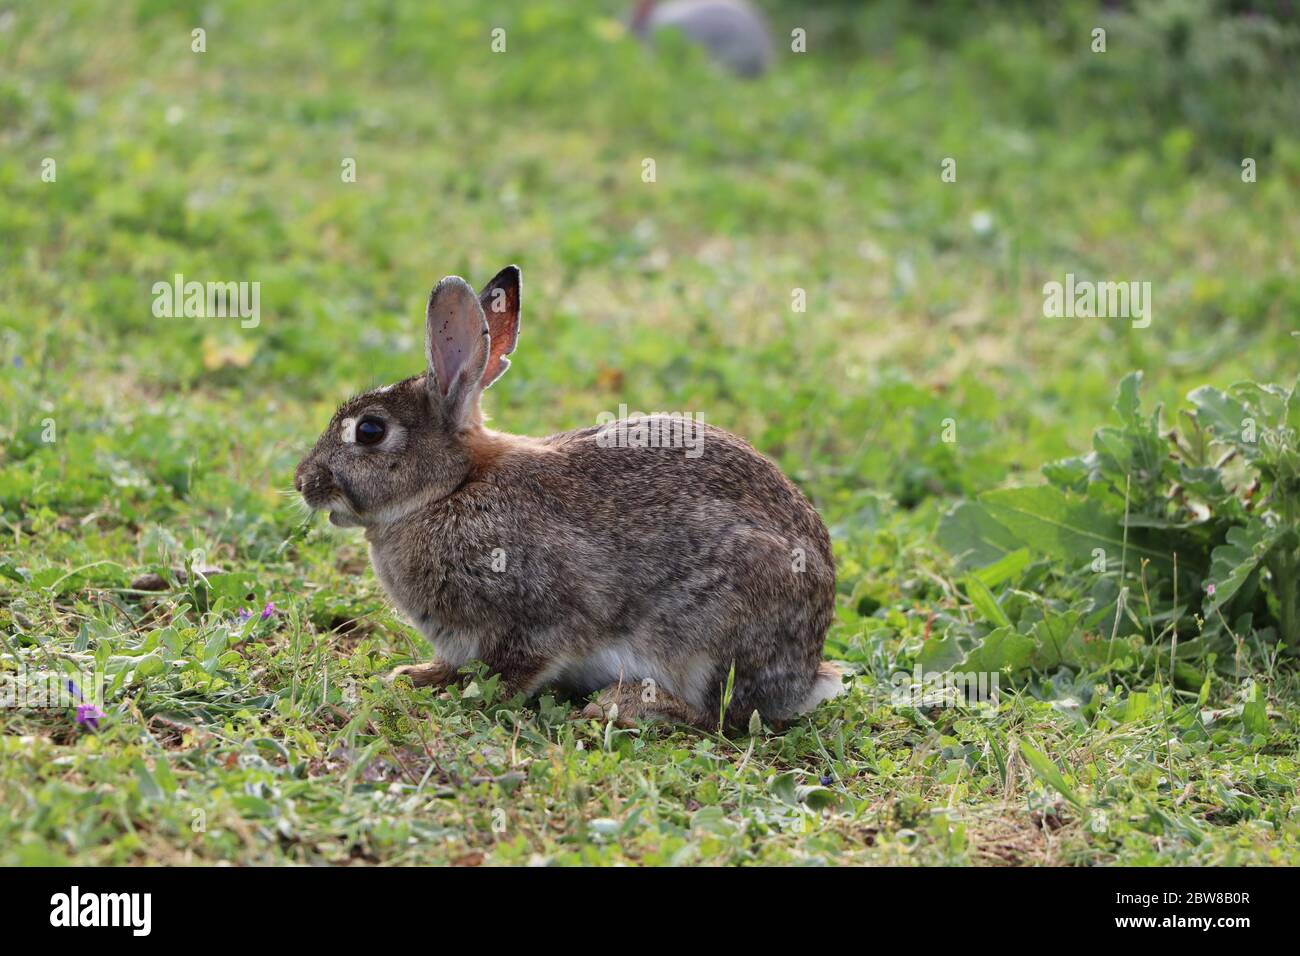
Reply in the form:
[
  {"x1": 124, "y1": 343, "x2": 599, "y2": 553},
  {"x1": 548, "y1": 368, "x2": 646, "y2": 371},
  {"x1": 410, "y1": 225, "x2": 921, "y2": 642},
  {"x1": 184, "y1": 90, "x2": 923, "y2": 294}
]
[{"x1": 356, "y1": 418, "x2": 386, "y2": 446}]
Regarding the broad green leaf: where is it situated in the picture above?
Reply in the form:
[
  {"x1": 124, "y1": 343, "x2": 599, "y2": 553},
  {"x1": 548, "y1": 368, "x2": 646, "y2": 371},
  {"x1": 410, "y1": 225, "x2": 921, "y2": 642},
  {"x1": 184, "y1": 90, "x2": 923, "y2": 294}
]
[
  {"x1": 134, "y1": 654, "x2": 165, "y2": 679},
  {"x1": 979, "y1": 485, "x2": 1171, "y2": 569},
  {"x1": 1042, "y1": 453, "x2": 1095, "y2": 492},
  {"x1": 1241, "y1": 685, "x2": 1269, "y2": 736},
  {"x1": 202, "y1": 628, "x2": 231, "y2": 674},
  {"x1": 769, "y1": 771, "x2": 799, "y2": 806},
  {"x1": 962, "y1": 576, "x2": 1012, "y2": 628},
  {"x1": 915, "y1": 631, "x2": 966, "y2": 673},
  {"x1": 1026, "y1": 609, "x2": 1095, "y2": 670},
  {"x1": 1188, "y1": 386, "x2": 1252, "y2": 452},
  {"x1": 971, "y1": 548, "x2": 1031, "y2": 589},
  {"x1": 936, "y1": 500, "x2": 1022, "y2": 570},
  {"x1": 1206, "y1": 520, "x2": 1279, "y2": 612},
  {"x1": 0, "y1": 558, "x2": 28, "y2": 583},
  {"x1": 1114, "y1": 371, "x2": 1143, "y2": 426},
  {"x1": 796, "y1": 785, "x2": 838, "y2": 809},
  {"x1": 1116, "y1": 690, "x2": 1151, "y2": 723},
  {"x1": 959, "y1": 625, "x2": 1036, "y2": 676}
]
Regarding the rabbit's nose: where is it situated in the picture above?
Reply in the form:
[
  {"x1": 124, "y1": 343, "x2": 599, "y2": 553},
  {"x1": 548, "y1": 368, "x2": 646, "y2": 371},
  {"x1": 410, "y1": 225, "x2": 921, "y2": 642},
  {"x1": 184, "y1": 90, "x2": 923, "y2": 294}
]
[{"x1": 293, "y1": 471, "x2": 305, "y2": 493}]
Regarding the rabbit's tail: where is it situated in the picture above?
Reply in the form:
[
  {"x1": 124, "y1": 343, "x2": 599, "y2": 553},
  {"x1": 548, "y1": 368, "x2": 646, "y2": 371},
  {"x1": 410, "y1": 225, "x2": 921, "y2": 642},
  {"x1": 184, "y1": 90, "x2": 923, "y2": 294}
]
[{"x1": 795, "y1": 661, "x2": 846, "y2": 713}]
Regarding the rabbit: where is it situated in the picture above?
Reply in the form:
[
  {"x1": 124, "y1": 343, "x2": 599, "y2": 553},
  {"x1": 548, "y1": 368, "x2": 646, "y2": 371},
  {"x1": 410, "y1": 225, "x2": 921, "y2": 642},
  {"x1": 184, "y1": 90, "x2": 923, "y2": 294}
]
[{"x1": 294, "y1": 265, "x2": 843, "y2": 729}]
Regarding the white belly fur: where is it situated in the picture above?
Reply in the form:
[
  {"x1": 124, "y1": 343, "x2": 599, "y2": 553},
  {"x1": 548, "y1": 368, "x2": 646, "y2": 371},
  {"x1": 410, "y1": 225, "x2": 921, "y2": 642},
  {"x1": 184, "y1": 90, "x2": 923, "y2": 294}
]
[{"x1": 548, "y1": 644, "x2": 713, "y2": 711}]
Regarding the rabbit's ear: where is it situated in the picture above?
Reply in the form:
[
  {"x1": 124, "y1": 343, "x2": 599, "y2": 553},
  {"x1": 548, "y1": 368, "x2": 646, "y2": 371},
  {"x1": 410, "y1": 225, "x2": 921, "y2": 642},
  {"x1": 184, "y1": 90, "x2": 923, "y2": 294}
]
[
  {"x1": 425, "y1": 276, "x2": 490, "y2": 426},
  {"x1": 477, "y1": 265, "x2": 521, "y2": 390}
]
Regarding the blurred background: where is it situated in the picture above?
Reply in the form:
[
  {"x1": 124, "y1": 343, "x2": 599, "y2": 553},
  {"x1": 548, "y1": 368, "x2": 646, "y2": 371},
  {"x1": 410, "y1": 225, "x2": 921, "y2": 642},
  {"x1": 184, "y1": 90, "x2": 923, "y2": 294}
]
[{"x1": 2, "y1": 0, "x2": 1297, "y2": 520}]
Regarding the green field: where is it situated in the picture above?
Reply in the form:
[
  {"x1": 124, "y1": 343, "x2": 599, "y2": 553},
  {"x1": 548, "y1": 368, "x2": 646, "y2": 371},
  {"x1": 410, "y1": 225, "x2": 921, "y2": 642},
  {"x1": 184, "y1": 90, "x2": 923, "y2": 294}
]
[{"x1": 1, "y1": 0, "x2": 1298, "y2": 865}]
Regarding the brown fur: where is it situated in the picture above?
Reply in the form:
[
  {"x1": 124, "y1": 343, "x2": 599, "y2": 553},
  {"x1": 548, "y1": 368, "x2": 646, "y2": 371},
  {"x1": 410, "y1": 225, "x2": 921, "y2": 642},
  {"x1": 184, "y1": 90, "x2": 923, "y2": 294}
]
[
  {"x1": 581, "y1": 681, "x2": 705, "y2": 728},
  {"x1": 295, "y1": 266, "x2": 841, "y2": 730}
]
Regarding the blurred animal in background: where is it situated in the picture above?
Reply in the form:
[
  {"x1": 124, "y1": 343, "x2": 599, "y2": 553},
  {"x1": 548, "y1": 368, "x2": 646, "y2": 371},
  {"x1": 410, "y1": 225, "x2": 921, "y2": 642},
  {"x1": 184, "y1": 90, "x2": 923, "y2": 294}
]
[{"x1": 630, "y1": 0, "x2": 774, "y2": 77}]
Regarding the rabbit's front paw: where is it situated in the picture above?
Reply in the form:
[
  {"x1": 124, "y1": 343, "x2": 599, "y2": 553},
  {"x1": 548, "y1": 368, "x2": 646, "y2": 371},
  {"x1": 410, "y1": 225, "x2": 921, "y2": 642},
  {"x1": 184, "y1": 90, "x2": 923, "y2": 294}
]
[{"x1": 386, "y1": 659, "x2": 458, "y2": 688}]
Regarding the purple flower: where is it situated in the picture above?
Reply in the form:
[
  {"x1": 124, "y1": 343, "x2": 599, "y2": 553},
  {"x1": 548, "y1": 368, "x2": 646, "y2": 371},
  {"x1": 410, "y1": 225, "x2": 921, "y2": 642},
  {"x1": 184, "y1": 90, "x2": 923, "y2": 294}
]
[
  {"x1": 76, "y1": 704, "x2": 105, "y2": 730},
  {"x1": 1206, "y1": 583, "x2": 1217, "y2": 596},
  {"x1": 819, "y1": 774, "x2": 833, "y2": 787},
  {"x1": 12, "y1": 356, "x2": 22, "y2": 369},
  {"x1": 236, "y1": 603, "x2": 275, "y2": 625},
  {"x1": 66, "y1": 678, "x2": 104, "y2": 730}
]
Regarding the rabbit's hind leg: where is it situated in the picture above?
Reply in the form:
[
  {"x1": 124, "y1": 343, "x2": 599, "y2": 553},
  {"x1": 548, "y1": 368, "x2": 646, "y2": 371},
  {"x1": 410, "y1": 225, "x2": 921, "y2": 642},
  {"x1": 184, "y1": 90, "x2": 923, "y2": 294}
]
[{"x1": 579, "y1": 681, "x2": 707, "y2": 729}]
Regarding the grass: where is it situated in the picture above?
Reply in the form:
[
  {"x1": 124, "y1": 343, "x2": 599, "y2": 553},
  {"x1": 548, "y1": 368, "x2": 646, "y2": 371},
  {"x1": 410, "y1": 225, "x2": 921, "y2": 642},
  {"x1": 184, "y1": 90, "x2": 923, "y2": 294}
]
[{"x1": 0, "y1": 0, "x2": 1298, "y2": 865}]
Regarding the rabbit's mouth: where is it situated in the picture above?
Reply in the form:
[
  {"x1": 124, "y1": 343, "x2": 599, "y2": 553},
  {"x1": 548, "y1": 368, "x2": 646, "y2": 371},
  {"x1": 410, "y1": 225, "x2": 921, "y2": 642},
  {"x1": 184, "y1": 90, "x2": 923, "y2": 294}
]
[
  {"x1": 296, "y1": 465, "x2": 365, "y2": 526},
  {"x1": 326, "y1": 470, "x2": 366, "y2": 526},
  {"x1": 327, "y1": 502, "x2": 364, "y2": 527}
]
